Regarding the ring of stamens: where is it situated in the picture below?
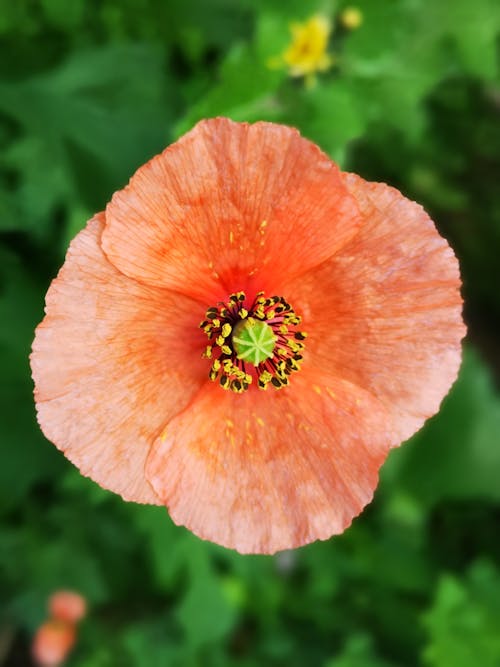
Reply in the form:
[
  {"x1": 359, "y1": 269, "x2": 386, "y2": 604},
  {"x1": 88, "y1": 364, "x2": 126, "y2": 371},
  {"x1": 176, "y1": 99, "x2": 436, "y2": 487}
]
[{"x1": 199, "y1": 291, "x2": 307, "y2": 393}]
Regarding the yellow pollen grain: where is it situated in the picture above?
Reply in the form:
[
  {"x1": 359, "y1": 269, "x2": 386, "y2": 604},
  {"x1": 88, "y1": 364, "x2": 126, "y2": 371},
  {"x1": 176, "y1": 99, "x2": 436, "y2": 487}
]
[
  {"x1": 313, "y1": 384, "x2": 322, "y2": 395},
  {"x1": 256, "y1": 417, "x2": 265, "y2": 427},
  {"x1": 326, "y1": 388, "x2": 336, "y2": 399},
  {"x1": 225, "y1": 419, "x2": 234, "y2": 429},
  {"x1": 224, "y1": 426, "x2": 235, "y2": 445},
  {"x1": 245, "y1": 420, "x2": 254, "y2": 443},
  {"x1": 229, "y1": 230, "x2": 234, "y2": 244}
]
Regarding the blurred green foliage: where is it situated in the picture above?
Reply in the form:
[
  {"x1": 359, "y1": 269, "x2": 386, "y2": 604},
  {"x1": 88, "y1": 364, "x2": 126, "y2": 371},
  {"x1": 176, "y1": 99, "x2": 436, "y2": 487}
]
[{"x1": 0, "y1": 0, "x2": 499, "y2": 665}]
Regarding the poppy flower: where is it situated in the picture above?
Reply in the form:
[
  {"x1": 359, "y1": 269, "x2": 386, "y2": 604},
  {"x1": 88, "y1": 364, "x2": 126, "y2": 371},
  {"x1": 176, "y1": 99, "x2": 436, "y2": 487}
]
[
  {"x1": 31, "y1": 118, "x2": 465, "y2": 554},
  {"x1": 32, "y1": 620, "x2": 76, "y2": 667},
  {"x1": 49, "y1": 591, "x2": 87, "y2": 624}
]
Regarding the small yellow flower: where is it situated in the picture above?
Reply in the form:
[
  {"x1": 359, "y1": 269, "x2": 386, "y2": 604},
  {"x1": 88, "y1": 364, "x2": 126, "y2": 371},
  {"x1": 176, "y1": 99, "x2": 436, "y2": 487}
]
[
  {"x1": 340, "y1": 7, "x2": 363, "y2": 30},
  {"x1": 270, "y1": 14, "x2": 333, "y2": 88}
]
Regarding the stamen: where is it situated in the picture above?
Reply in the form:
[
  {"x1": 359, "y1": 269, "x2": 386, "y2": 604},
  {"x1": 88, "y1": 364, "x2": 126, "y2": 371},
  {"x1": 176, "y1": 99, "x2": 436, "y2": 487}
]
[{"x1": 199, "y1": 291, "x2": 306, "y2": 393}]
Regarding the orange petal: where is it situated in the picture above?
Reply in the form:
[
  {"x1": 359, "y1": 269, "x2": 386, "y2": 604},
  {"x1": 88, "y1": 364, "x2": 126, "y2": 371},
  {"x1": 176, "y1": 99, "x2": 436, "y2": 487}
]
[
  {"x1": 102, "y1": 118, "x2": 361, "y2": 301},
  {"x1": 49, "y1": 591, "x2": 87, "y2": 624},
  {"x1": 31, "y1": 214, "x2": 207, "y2": 504},
  {"x1": 32, "y1": 621, "x2": 75, "y2": 667},
  {"x1": 285, "y1": 175, "x2": 465, "y2": 443},
  {"x1": 145, "y1": 370, "x2": 395, "y2": 554}
]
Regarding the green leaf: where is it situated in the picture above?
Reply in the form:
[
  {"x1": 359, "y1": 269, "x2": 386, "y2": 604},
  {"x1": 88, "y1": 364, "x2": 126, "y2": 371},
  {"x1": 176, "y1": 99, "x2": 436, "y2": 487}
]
[
  {"x1": 120, "y1": 616, "x2": 182, "y2": 667},
  {"x1": 421, "y1": 0, "x2": 500, "y2": 80},
  {"x1": 326, "y1": 633, "x2": 395, "y2": 667},
  {"x1": 0, "y1": 248, "x2": 64, "y2": 512},
  {"x1": 175, "y1": 43, "x2": 284, "y2": 135},
  {"x1": 340, "y1": 0, "x2": 498, "y2": 136},
  {"x1": 0, "y1": 190, "x2": 22, "y2": 231},
  {"x1": 40, "y1": 0, "x2": 85, "y2": 30},
  {"x1": 0, "y1": 44, "x2": 174, "y2": 233},
  {"x1": 176, "y1": 541, "x2": 238, "y2": 648},
  {"x1": 131, "y1": 505, "x2": 189, "y2": 592},
  {"x1": 1, "y1": 135, "x2": 72, "y2": 236},
  {"x1": 281, "y1": 80, "x2": 368, "y2": 164},
  {"x1": 422, "y1": 561, "x2": 500, "y2": 667}
]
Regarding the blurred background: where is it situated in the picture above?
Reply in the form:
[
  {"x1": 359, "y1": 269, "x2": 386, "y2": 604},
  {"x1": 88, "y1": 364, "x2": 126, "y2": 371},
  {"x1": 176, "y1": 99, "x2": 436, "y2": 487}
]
[{"x1": 1, "y1": 0, "x2": 500, "y2": 665}]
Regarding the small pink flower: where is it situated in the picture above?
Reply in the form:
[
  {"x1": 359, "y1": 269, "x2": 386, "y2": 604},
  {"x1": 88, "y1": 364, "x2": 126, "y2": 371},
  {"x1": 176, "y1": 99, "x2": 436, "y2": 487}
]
[
  {"x1": 32, "y1": 620, "x2": 75, "y2": 667},
  {"x1": 49, "y1": 591, "x2": 87, "y2": 624}
]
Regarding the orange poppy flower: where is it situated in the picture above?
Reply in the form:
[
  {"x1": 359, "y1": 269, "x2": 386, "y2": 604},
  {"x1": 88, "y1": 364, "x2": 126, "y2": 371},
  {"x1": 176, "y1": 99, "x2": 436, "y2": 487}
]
[
  {"x1": 31, "y1": 118, "x2": 465, "y2": 554},
  {"x1": 49, "y1": 591, "x2": 87, "y2": 624},
  {"x1": 32, "y1": 620, "x2": 76, "y2": 667}
]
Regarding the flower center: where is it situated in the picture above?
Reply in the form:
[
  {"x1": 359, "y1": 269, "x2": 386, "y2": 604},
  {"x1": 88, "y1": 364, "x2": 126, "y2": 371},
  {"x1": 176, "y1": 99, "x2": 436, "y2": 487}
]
[
  {"x1": 232, "y1": 319, "x2": 276, "y2": 365},
  {"x1": 200, "y1": 291, "x2": 307, "y2": 393}
]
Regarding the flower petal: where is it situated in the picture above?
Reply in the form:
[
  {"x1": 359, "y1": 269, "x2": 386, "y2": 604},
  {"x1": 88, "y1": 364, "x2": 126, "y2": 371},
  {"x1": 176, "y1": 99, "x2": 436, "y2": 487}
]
[
  {"x1": 102, "y1": 118, "x2": 362, "y2": 300},
  {"x1": 145, "y1": 371, "x2": 395, "y2": 554},
  {"x1": 31, "y1": 214, "x2": 207, "y2": 504},
  {"x1": 285, "y1": 175, "x2": 465, "y2": 443}
]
